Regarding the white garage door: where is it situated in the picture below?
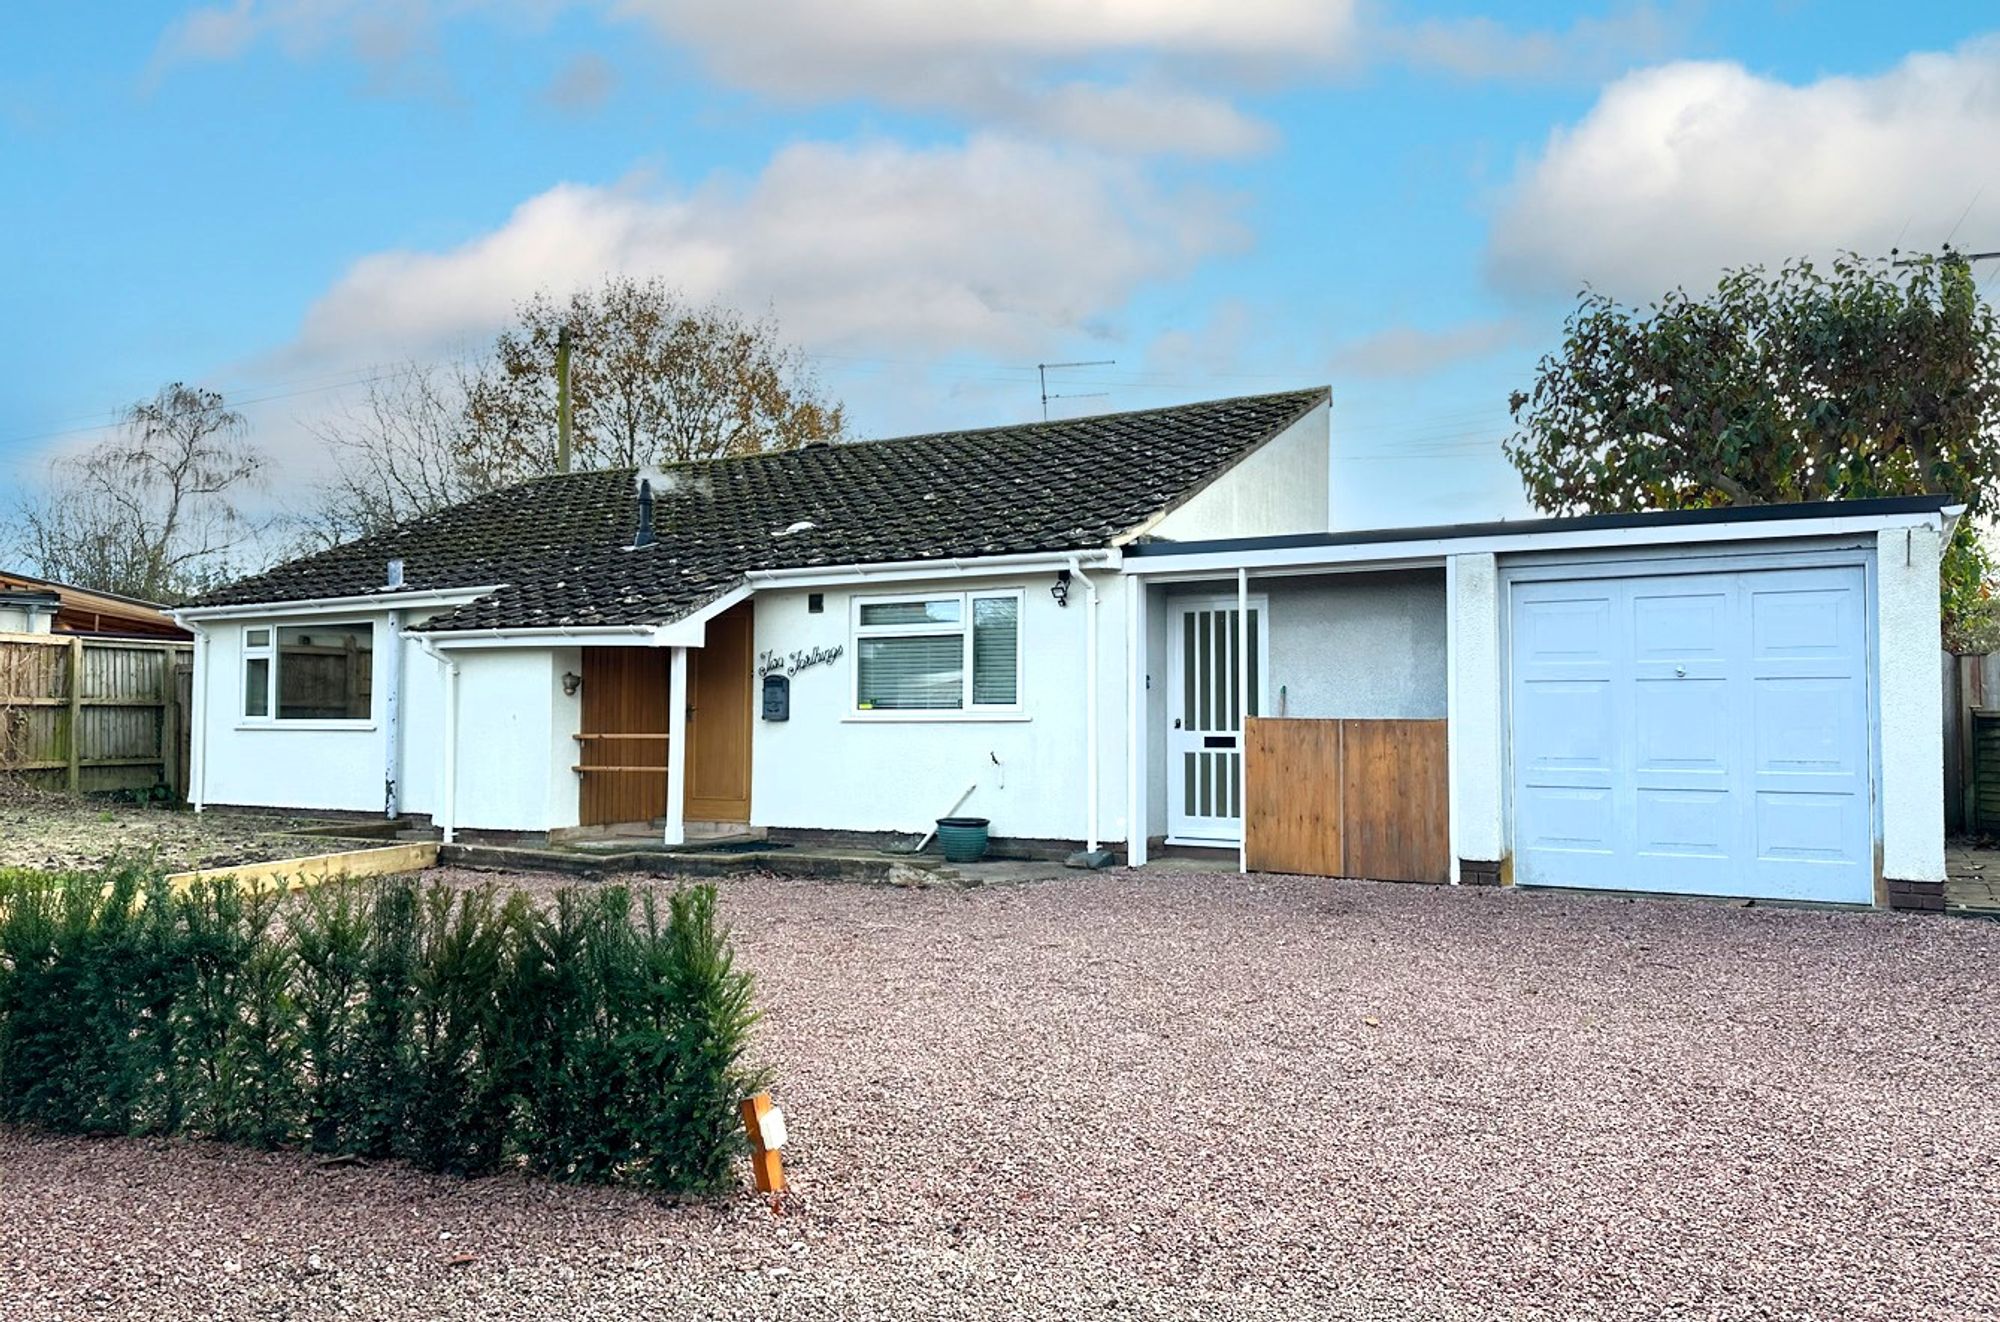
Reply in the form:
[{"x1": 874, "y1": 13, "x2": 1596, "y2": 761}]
[{"x1": 1509, "y1": 564, "x2": 1872, "y2": 904}]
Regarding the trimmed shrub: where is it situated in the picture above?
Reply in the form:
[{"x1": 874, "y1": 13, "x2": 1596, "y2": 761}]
[{"x1": 0, "y1": 868, "x2": 763, "y2": 1194}]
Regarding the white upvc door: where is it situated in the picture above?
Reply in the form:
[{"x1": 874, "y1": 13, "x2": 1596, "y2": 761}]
[{"x1": 1166, "y1": 595, "x2": 1269, "y2": 844}]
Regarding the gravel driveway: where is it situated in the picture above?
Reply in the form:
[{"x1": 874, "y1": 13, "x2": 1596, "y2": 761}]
[{"x1": 4, "y1": 870, "x2": 1997, "y2": 1320}]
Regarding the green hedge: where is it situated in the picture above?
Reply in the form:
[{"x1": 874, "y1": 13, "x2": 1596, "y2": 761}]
[{"x1": 0, "y1": 865, "x2": 762, "y2": 1192}]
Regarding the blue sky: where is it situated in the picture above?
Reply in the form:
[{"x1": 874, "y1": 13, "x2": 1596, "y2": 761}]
[{"x1": 4, "y1": 2, "x2": 1998, "y2": 531}]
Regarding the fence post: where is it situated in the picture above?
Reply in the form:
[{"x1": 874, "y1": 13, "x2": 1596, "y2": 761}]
[{"x1": 65, "y1": 635, "x2": 83, "y2": 793}]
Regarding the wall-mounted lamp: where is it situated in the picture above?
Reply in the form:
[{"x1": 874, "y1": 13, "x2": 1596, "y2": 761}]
[
  {"x1": 1051, "y1": 568, "x2": 1072, "y2": 608},
  {"x1": 561, "y1": 671, "x2": 583, "y2": 697}
]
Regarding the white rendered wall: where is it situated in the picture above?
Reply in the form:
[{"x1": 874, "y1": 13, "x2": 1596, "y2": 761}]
[
  {"x1": 750, "y1": 570, "x2": 1129, "y2": 843},
  {"x1": 1262, "y1": 571, "x2": 1447, "y2": 719},
  {"x1": 447, "y1": 647, "x2": 582, "y2": 833},
  {"x1": 199, "y1": 610, "x2": 397, "y2": 813},
  {"x1": 1148, "y1": 400, "x2": 1330, "y2": 542},
  {"x1": 1446, "y1": 553, "x2": 1505, "y2": 867},
  {"x1": 1877, "y1": 524, "x2": 1947, "y2": 882},
  {"x1": 398, "y1": 636, "x2": 445, "y2": 816}
]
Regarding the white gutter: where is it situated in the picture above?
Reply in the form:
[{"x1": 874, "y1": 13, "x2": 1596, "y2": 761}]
[
  {"x1": 1067, "y1": 555, "x2": 1102, "y2": 855},
  {"x1": 421, "y1": 623, "x2": 657, "y2": 649},
  {"x1": 744, "y1": 548, "x2": 1117, "y2": 590},
  {"x1": 174, "y1": 585, "x2": 501, "y2": 621},
  {"x1": 1121, "y1": 509, "x2": 1956, "y2": 579},
  {"x1": 416, "y1": 636, "x2": 460, "y2": 843}
]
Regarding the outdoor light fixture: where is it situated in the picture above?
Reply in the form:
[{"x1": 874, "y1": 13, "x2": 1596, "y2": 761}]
[
  {"x1": 561, "y1": 671, "x2": 583, "y2": 697},
  {"x1": 1051, "y1": 568, "x2": 1072, "y2": 607}
]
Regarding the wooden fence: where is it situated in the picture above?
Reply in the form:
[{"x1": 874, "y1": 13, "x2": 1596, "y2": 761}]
[
  {"x1": 0, "y1": 632, "x2": 192, "y2": 797},
  {"x1": 1947, "y1": 652, "x2": 1998, "y2": 835},
  {"x1": 1244, "y1": 717, "x2": 1450, "y2": 884}
]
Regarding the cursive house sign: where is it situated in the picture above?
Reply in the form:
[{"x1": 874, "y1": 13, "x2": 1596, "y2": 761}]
[{"x1": 758, "y1": 643, "x2": 844, "y2": 678}]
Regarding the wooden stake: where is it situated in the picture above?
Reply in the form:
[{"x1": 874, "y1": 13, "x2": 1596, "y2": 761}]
[{"x1": 739, "y1": 1093, "x2": 786, "y2": 1195}]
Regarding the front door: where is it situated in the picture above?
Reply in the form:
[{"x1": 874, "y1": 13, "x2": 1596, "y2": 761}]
[
  {"x1": 578, "y1": 648, "x2": 671, "y2": 827},
  {"x1": 684, "y1": 600, "x2": 755, "y2": 823},
  {"x1": 1166, "y1": 596, "x2": 1268, "y2": 844}
]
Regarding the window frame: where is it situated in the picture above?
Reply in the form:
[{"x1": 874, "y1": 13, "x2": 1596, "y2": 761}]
[
  {"x1": 237, "y1": 618, "x2": 379, "y2": 730},
  {"x1": 848, "y1": 588, "x2": 1026, "y2": 721}
]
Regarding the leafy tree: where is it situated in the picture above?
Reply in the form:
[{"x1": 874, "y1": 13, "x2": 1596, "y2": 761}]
[
  {"x1": 1505, "y1": 252, "x2": 2000, "y2": 647},
  {"x1": 464, "y1": 275, "x2": 846, "y2": 480},
  {"x1": 12, "y1": 384, "x2": 268, "y2": 603}
]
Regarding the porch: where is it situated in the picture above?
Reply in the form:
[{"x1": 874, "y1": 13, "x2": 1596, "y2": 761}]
[
  {"x1": 566, "y1": 600, "x2": 757, "y2": 844},
  {"x1": 1127, "y1": 566, "x2": 1453, "y2": 882}
]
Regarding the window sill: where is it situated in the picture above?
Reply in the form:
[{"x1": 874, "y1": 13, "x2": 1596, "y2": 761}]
[
  {"x1": 842, "y1": 711, "x2": 1030, "y2": 724},
  {"x1": 234, "y1": 720, "x2": 379, "y2": 732}
]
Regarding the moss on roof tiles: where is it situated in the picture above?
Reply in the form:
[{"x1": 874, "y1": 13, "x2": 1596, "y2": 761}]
[{"x1": 195, "y1": 387, "x2": 1327, "y2": 631}]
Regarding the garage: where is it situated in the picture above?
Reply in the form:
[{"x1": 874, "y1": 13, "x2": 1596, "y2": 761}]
[
  {"x1": 1123, "y1": 497, "x2": 1950, "y2": 910},
  {"x1": 1509, "y1": 563, "x2": 1873, "y2": 904}
]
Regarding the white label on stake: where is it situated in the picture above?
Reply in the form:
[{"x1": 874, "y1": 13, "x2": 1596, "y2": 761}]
[{"x1": 758, "y1": 1106, "x2": 788, "y2": 1151}]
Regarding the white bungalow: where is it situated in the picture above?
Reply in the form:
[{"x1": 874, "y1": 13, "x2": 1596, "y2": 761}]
[{"x1": 175, "y1": 388, "x2": 1954, "y2": 910}]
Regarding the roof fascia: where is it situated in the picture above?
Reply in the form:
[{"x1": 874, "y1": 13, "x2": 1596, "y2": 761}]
[
  {"x1": 741, "y1": 548, "x2": 1117, "y2": 591},
  {"x1": 1121, "y1": 507, "x2": 1955, "y2": 577},
  {"x1": 173, "y1": 585, "x2": 502, "y2": 623}
]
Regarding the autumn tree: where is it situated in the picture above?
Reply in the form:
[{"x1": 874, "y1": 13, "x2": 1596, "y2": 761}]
[
  {"x1": 464, "y1": 275, "x2": 846, "y2": 480},
  {"x1": 12, "y1": 383, "x2": 268, "y2": 603},
  {"x1": 301, "y1": 279, "x2": 846, "y2": 544},
  {"x1": 1506, "y1": 252, "x2": 2000, "y2": 645}
]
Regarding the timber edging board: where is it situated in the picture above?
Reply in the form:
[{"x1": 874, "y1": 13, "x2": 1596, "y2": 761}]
[{"x1": 161, "y1": 841, "x2": 439, "y2": 895}]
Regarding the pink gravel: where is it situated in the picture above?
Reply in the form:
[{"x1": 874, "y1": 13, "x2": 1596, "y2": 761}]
[{"x1": 3, "y1": 869, "x2": 1997, "y2": 1320}]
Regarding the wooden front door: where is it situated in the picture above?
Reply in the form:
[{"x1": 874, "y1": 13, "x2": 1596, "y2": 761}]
[
  {"x1": 684, "y1": 601, "x2": 754, "y2": 822},
  {"x1": 577, "y1": 648, "x2": 671, "y2": 827}
]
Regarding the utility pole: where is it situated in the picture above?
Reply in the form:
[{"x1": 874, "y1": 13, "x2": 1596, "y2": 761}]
[
  {"x1": 1038, "y1": 360, "x2": 1115, "y2": 421},
  {"x1": 556, "y1": 324, "x2": 573, "y2": 474}
]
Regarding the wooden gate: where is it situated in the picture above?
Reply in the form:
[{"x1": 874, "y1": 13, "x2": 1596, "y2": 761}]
[
  {"x1": 1244, "y1": 717, "x2": 1449, "y2": 883},
  {"x1": 574, "y1": 649, "x2": 672, "y2": 827}
]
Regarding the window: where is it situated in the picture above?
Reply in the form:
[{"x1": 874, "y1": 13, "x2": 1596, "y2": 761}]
[
  {"x1": 853, "y1": 590, "x2": 1022, "y2": 715},
  {"x1": 242, "y1": 628, "x2": 270, "y2": 718},
  {"x1": 242, "y1": 621, "x2": 374, "y2": 722}
]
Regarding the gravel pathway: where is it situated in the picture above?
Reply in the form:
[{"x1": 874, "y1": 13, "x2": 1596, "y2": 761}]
[{"x1": 4, "y1": 870, "x2": 1997, "y2": 1320}]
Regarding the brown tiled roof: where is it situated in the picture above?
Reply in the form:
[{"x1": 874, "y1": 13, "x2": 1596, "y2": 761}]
[{"x1": 194, "y1": 387, "x2": 1327, "y2": 632}]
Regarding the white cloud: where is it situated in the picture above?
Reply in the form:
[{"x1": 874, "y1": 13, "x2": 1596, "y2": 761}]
[
  {"x1": 610, "y1": 0, "x2": 1352, "y2": 157},
  {"x1": 616, "y1": 0, "x2": 1354, "y2": 74},
  {"x1": 143, "y1": 1, "x2": 1347, "y2": 157},
  {"x1": 542, "y1": 50, "x2": 618, "y2": 112},
  {"x1": 1487, "y1": 39, "x2": 2000, "y2": 298},
  {"x1": 1382, "y1": 5, "x2": 1681, "y2": 84},
  {"x1": 146, "y1": 1, "x2": 1691, "y2": 157},
  {"x1": 287, "y1": 135, "x2": 1243, "y2": 365},
  {"x1": 1329, "y1": 317, "x2": 1530, "y2": 379}
]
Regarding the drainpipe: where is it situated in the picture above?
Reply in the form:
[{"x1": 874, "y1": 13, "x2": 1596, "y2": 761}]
[
  {"x1": 382, "y1": 607, "x2": 403, "y2": 818},
  {"x1": 180, "y1": 618, "x2": 210, "y2": 812},
  {"x1": 417, "y1": 636, "x2": 459, "y2": 844},
  {"x1": 1067, "y1": 555, "x2": 1101, "y2": 855}
]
